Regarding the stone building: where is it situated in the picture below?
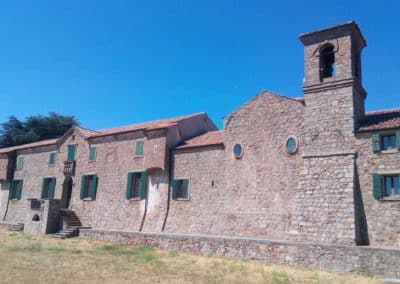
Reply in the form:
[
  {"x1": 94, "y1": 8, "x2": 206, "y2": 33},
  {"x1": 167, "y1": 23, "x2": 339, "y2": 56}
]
[{"x1": 1, "y1": 21, "x2": 400, "y2": 249}]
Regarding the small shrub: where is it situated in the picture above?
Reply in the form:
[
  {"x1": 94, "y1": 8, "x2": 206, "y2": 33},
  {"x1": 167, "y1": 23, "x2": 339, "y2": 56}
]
[
  {"x1": 132, "y1": 246, "x2": 157, "y2": 263},
  {"x1": 272, "y1": 270, "x2": 290, "y2": 284},
  {"x1": 168, "y1": 250, "x2": 178, "y2": 257},
  {"x1": 47, "y1": 246, "x2": 65, "y2": 253},
  {"x1": 26, "y1": 243, "x2": 42, "y2": 253}
]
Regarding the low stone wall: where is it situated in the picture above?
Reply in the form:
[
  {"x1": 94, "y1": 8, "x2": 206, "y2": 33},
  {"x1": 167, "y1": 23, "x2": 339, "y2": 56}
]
[{"x1": 80, "y1": 229, "x2": 400, "y2": 279}]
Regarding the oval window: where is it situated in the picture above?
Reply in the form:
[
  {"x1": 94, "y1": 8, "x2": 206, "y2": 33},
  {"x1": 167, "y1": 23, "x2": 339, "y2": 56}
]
[
  {"x1": 286, "y1": 136, "x2": 298, "y2": 154},
  {"x1": 233, "y1": 144, "x2": 243, "y2": 159}
]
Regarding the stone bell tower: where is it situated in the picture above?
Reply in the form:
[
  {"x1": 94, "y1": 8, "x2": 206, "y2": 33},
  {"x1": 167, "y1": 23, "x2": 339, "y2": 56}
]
[
  {"x1": 291, "y1": 22, "x2": 368, "y2": 246},
  {"x1": 299, "y1": 21, "x2": 367, "y2": 152}
]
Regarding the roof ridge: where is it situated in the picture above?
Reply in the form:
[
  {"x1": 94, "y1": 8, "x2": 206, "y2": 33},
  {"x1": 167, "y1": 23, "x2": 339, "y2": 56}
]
[
  {"x1": 365, "y1": 107, "x2": 400, "y2": 116},
  {"x1": 95, "y1": 112, "x2": 205, "y2": 133}
]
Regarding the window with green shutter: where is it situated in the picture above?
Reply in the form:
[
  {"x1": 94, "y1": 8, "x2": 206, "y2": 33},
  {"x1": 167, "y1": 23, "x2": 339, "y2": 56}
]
[
  {"x1": 49, "y1": 153, "x2": 56, "y2": 166},
  {"x1": 372, "y1": 131, "x2": 400, "y2": 153},
  {"x1": 10, "y1": 180, "x2": 23, "y2": 200},
  {"x1": 372, "y1": 174, "x2": 383, "y2": 200},
  {"x1": 135, "y1": 140, "x2": 144, "y2": 156},
  {"x1": 80, "y1": 174, "x2": 98, "y2": 200},
  {"x1": 16, "y1": 156, "x2": 24, "y2": 170},
  {"x1": 89, "y1": 147, "x2": 96, "y2": 161},
  {"x1": 172, "y1": 179, "x2": 189, "y2": 200},
  {"x1": 126, "y1": 171, "x2": 147, "y2": 199},
  {"x1": 67, "y1": 145, "x2": 76, "y2": 161},
  {"x1": 41, "y1": 177, "x2": 56, "y2": 199},
  {"x1": 373, "y1": 173, "x2": 400, "y2": 199}
]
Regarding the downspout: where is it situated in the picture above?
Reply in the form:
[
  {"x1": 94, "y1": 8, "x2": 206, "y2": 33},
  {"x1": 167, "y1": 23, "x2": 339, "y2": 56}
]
[
  {"x1": 2, "y1": 151, "x2": 16, "y2": 221},
  {"x1": 161, "y1": 148, "x2": 173, "y2": 232},
  {"x1": 139, "y1": 129, "x2": 150, "y2": 232},
  {"x1": 139, "y1": 173, "x2": 149, "y2": 232}
]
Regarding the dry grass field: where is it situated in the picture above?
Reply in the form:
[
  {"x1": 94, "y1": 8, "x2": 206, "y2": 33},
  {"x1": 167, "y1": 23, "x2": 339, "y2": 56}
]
[{"x1": 0, "y1": 227, "x2": 382, "y2": 284}]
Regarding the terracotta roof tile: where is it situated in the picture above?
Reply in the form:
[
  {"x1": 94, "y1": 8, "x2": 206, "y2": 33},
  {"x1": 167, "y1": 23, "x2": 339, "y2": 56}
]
[
  {"x1": 358, "y1": 108, "x2": 400, "y2": 132},
  {"x1": 177, "y1": 131, "x2": 224, "y2": 149},
  {"x1": 0, "y1": 113, "x2": 206, "y2": 154},
  {"x1": 0, "y1": 138, "x2": 58, "y2": 154},
  {"x1": 90, "y1": 113, "x2": 204, "y2": 138}
]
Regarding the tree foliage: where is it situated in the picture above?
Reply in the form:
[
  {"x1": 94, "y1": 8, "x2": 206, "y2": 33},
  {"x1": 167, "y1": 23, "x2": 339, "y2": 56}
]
[{"x1": 0, "y1": 113, "x2": 79, "y2": 148}]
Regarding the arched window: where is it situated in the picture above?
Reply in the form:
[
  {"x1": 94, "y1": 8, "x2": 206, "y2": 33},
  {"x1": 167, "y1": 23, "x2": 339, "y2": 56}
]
[{"x1": 319, "y1": 44, "x2": 335, "y2": 80}]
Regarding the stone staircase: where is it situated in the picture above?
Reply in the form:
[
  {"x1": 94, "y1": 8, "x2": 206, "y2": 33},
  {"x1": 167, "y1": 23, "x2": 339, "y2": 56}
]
[{"x1": 54, "y1": 209, "x2": 83, "y2": 239}]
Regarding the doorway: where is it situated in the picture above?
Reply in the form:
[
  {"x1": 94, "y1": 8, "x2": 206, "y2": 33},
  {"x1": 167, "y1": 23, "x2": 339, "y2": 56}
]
[{"x1": 61, "y1": 176, "x2": 73, "y2": 209}]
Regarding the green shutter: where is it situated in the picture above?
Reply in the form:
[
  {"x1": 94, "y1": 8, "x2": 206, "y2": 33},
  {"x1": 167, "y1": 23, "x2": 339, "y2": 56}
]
[
  {"x1": 40, "y1": 178, "x2": 46, "y2": 199},
  {"x1": 372, "y1": 133, "x2": 381, "y2": 152},
  {"x1": 140, "y1": 172, "x2": 148, "y2": 199},
  {"x1": 49, "y1": 178, "x2": 56, "y2": 199},
  {"x1": 16, "y1": 180, "x2": 23, "y2": 200},
  {"x1": 67, "y1": 145, "x2": 76, "y2": 161},
  {"x1": 9, "y1": 181, "x2": 16, "y2": 200},
  {"x1": 90, "y1": 175, "x2": 98, "y2": 200},
  {"x1": 172, "y1": 180, "x2": 178, "y2": 200},
  {"x1": 126, "y1": 173, "x2": 133, "y2": 199},
  {"x1": 182, "y1": 179, "x2": 189, "y2": 199},
  {"x1": 372, "y1": 173, "x2": 383, "y2": 200},
  {"x1": 49, "y1": 153, "x2": 56, "y2": 165},
  {"x1": 396, "y1": 130, "x2": 400, "y2": 150},
  {"x1": 135, "y1": 141, "x2": 144, "y2": 156},
  {"x1": 89, "y1": 147, "x2": 96, "y2": 161},
  {"x1": 80, "y1": 176, "x2": 86, "y2": 199},
  {"x1": 16, "y1": 156, "x2": 23, "y2": 170}
]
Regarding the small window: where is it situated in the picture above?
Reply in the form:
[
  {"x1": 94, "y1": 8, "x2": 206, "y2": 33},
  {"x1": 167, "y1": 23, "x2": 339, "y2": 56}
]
[
  {"x1": 41, "y1": 177, "x2": 56, "y2": 199},
  {"x1": 285, "y1": 136, "x2": 299, "y2": 154},
  {"x1": 67, "y1": 145, "x2": 76, "y2": 161},
  {"x1": 372, "y1": 131, "x2": 400, "y2": 153},
  {"x1": 384, "y1": 175, "x2": 400, "y2": 196},
  {"x1": 80, "y1": 175, "x2": 98, "y2": 200},
  {"x1": 172, "y1": 179, "x2": 189, "y2": 200},
  {"x1": 135, "y1": 140, "x2": 144, "y2": 156},
  {"x1": 16, "y1": 156, "x2": 24, "y2": 170},
  {"x1": 126, "y1": 172, "x2": 148, "y2": 199},
  {"x1": 89, "y1": 147, "x2": 96, "y2": 161},
  {"x1": 49, "y1": 153, "x2": 56, "y2": 166},
  {"x1": 10, "y1": 180, "x2": 23, "y2": 200},
  {"x1": 382, "y1": 134, "x2": 396, "y2": 151},
  {"x1": 233, "y1": 144, "x2": 243, "y2": 159},
  {"x1": 320, "y1": 44, "x2": 335, "y2": 80}
]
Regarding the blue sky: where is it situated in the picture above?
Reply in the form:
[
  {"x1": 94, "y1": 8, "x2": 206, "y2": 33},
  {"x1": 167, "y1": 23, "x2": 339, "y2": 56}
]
[{"x1": 0, "y1": 1, "x2": 399, "y2": 129}]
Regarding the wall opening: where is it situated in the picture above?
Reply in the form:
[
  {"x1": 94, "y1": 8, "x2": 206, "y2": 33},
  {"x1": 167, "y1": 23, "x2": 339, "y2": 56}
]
[
  {"x1": 319, "y1": 44, "x2": 335, "y2": 80},
  {"x1": 32, "y1": 214, "x2": 40, "y2": 222}
]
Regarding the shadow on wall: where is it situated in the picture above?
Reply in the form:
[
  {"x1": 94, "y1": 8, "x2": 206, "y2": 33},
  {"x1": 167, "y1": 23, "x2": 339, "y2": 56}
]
[{"x1": 354, "y1": 163, "x2": 370, "y2": 245}]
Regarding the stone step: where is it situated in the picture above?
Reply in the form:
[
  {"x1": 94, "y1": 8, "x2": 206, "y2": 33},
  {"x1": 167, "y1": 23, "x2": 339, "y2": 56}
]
[{"x1": 8, "y1": 223, "x2": 24, "y2": 231}]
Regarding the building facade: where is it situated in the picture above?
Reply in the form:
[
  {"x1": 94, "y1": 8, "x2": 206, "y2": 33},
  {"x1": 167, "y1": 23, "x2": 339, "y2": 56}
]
[{"x1": 1, "y1": 22, "x2": 400, "y2": 248}]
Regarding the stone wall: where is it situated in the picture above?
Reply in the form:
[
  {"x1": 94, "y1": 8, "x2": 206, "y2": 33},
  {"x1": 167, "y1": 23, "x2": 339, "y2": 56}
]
[
  {"x1": 0, "y1": 156, "x2": 9, "y2": 181},
  {"x1": 6, "y1": 145, "x2": 60, "y2": 223},
  {"x1": 166, "y1": 145, "x2": 226, "y2": 234},
  {"x1": 169, "y1": 92, "x2": 307, "y2": 241},
  {"x1": 292, "y1": 154, "x2": 356, "y2": 245},
  {"x1": 80, "y1": 228, "x2": 400, "y2": 279},
  {"x1": 55, "y1": 130, "x2": 170, "y2": 232},
  {"x1": 355, "y1": 132, "x2": 400, "y2": 247},
  {"x1": 24, "y1": 199, "x2": 61, "y2": 235}
]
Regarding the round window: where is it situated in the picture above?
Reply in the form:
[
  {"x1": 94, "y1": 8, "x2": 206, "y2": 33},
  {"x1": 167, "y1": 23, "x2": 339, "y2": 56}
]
[
  {"x1": 233, "y1": 143, "x2": 243, "y2": 159},
  {"x1": 285, "y1": 136, "x2": 299, "y2": 154}
]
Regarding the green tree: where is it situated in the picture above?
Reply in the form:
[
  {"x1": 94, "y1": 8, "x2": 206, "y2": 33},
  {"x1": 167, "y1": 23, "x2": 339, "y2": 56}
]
[{"x1": 0, "y1": 113, "x2": 79, "y2": 148}]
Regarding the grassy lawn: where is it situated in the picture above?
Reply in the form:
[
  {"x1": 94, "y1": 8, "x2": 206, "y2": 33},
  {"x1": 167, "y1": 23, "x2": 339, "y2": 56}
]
[{"x1": 0, "y1": 227, "x2": 382, "y2": 284}]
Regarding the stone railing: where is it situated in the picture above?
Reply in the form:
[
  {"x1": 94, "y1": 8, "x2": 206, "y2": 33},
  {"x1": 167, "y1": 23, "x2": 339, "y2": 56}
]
[{"x1": 63, "y1": 160, "x2": 75, "y2": 176}]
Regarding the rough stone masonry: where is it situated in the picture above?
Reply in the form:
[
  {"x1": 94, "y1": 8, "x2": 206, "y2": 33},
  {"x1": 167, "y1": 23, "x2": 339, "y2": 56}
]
[{"x1": 1, "y1": 21, "x2": 400, "y2": 278}]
